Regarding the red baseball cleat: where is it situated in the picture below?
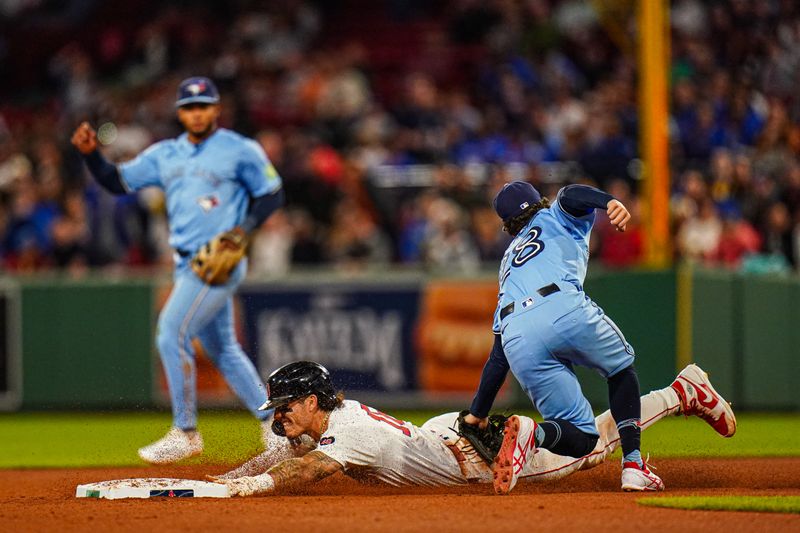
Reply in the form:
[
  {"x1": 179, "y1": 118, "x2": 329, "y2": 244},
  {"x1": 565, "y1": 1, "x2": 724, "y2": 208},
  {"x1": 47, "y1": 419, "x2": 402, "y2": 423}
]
[
  {"x1": 491, "y1": 415, "x2": 537, "y2": 495},
  {"x1": 671, "y1": 364, "x2": 737, "y2": 437}
]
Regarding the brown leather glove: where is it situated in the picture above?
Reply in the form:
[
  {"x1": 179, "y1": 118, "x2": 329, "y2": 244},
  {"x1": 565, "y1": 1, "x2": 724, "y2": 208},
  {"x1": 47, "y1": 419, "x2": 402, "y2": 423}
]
[{"x1": 191, "y1": 227, "x2": 249, "y2": 285}]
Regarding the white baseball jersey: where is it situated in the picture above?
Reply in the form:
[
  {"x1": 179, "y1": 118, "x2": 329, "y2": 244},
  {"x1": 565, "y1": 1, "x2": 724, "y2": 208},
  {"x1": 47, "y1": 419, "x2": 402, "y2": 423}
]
[{"x1": 317, "y1": 400, "x2": 467, "y2": 486}]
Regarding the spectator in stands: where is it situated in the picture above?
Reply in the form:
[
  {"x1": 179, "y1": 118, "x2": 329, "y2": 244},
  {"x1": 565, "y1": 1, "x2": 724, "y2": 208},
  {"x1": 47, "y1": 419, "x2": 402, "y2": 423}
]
[
  {"x1": 677, "y1": 198, "x2": 722, "y2": 263},
  {"x1": 711, "y1": 205, "x2": 761, "y2": 269},
  {"x1": 470, "y1": 205, "x2": 508, "y2": 262},
  {"x1": 3, "y1": 175, "x2": 53, "y2": 271},
  {"x1": 761, "y1": 201, "x2": 795, "y2": 267},
  {"x1": 250, "y1": 210, "x2": 294, "y2": 278},
  {"x1": 420, "y1": 197, "x2": 479, "y2": 273},
  {"x1": 50, "y1": 189, "x2": 91, "y2": 272},
  {"x1": 393, "y1": 73, "x2": 446, "y2": 164},
  {"x1": 672, "y1": 169, "x2": 708, "y2": 228},
  {"x1": 327, "y1": 200, "x2": 391, "y2": 271},
  {"x1": 287, "y1": 208, "x2": 324, "y2": 266}
]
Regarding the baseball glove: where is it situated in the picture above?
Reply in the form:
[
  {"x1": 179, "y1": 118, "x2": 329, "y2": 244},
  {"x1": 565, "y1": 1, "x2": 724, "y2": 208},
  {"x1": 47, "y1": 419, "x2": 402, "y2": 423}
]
[
  {"x1": 456, "y1": 410, "x2": 508, "y2": 464},
  {"x1": 191, "y1": 227, "x2": 249, "y2": 285}
]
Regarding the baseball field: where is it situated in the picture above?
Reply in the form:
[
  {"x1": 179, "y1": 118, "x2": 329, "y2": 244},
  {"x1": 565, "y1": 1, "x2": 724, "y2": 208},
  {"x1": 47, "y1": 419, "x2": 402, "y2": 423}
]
[{"x1": 2, "y1": 410, "x2": 799, "y2": 532}]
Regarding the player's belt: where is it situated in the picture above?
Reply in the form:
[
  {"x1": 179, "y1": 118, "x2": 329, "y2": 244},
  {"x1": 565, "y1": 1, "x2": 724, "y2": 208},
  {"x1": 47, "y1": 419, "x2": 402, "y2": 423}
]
[
  {"x1": 537, "y1": 283, "x2": 560, "y2": 297},
  {"x1": 499, "y1": 283, "x2": 561, "y2": 320},
  {"x1": 500, "y1": 302, "x2": 515, "y2": 320}
]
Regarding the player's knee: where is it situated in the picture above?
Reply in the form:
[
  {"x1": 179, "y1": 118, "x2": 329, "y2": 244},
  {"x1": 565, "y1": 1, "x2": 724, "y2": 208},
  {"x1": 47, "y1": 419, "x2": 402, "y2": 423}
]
[
  {"x1": 155, "y1": 322, "x2": 181, "y2": 355},
  {"x1": 608, "y1": 363, "x2": 637, "y2": 385}
]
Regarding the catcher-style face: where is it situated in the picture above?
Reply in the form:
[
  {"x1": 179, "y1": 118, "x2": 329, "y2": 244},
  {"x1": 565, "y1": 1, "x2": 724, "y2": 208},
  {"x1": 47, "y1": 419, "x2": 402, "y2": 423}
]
[
  {"x1": 273, "y1": 395, "x2": 318, "y2": 439},
  {"x1": 176, "y1": 103, "x2": 220, "y2": 139}
]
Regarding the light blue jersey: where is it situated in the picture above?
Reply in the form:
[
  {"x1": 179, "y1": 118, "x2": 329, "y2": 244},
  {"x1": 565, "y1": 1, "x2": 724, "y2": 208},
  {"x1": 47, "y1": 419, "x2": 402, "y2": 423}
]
[
  {"x1": 119, "y1": 128, "x2": 282, "y2": 254},
  {"x1": 492, "y1": 187, "x2": 635, "y2": 435},
  {"x1": 117, "y1": 128, "x2": 281, "y2": 430},
  {"x1": 493, "y1": 189, "x2": 595, "y2": 333}
]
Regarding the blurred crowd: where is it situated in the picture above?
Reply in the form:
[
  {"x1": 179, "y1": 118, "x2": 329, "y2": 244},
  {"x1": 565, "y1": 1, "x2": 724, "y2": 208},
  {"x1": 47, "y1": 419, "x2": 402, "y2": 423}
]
[{"x1": 1, "y1": 0, "x2": 800, "y2": 276}]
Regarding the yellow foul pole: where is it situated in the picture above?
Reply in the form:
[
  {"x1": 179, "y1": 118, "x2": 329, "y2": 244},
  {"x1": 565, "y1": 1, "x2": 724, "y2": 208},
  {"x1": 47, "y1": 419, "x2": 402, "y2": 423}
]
[{"x1": 638, "y1": 0, "x2": 671, "y2": 266}]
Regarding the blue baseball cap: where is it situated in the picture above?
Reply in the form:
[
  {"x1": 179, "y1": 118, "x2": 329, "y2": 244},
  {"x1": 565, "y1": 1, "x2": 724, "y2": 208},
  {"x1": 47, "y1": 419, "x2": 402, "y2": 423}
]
[
  {"x1": 175, "y1": 76, "x2": 220, "y2": 107},
  {"x1": 493, "y1": 181, "x2": 542, "y2": 221}
]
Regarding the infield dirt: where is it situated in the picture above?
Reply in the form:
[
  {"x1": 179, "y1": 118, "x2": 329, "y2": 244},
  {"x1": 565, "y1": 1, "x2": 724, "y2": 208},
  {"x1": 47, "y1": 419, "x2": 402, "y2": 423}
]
[{"x1": 1, "y1": 458, "x2": 798, "y2": 532}]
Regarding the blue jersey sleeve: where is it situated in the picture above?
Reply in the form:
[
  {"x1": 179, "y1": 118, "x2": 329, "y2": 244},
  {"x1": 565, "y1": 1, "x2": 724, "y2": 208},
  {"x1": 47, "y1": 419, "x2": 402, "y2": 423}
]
[
  {"x1": 553, "y1": 188, "x2": 596, "y2": 236},
  {"x1": 469, "y1": 334, "x2": 509, "y2": 418},
  {"x1": 118, "y1": 143, "x2": 163, "y2": 191},
  {"x1": 237, "y1": 140, "x2": 282, "y2": 197}
]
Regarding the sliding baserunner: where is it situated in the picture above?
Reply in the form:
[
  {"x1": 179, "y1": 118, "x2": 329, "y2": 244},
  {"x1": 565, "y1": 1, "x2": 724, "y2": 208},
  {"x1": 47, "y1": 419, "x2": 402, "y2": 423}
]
[{"x1": 209, "y1": 362, "x2": 735, "y2": 496}]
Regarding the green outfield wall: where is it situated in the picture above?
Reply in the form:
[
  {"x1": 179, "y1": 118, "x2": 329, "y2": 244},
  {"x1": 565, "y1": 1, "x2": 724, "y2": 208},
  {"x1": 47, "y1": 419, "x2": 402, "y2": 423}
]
[
  {"x1": 691, "y1": 269, "x2": 800, "y2": 410},
  {"x1": 18, "y1": 279, "x2": 154, "y2": 409},
  {"x1": 2, "y1": 268, "x2": 798, "y2": 411}
]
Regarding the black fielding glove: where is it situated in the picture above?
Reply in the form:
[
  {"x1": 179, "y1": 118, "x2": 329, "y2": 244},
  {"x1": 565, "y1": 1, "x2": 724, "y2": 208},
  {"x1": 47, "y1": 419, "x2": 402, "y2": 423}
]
[{"x1": 456, "y1": 410, "x2": 508, "y2": 464}]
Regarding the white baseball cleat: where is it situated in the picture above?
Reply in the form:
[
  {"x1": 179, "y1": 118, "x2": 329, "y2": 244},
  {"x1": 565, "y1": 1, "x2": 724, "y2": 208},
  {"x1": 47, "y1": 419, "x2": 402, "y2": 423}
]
[
  {"x1": 621, "y1": 460, "x2": 664, "y2": 492},
  {"x1": 138, "y1": 428, "x2": 203, "y2": 465},
  {"x1": 671, "y1": 364, "x2": 737, "y2": 437},
  {"x1": 491, "y1": 415, "x2": 536, "y2": 495}
]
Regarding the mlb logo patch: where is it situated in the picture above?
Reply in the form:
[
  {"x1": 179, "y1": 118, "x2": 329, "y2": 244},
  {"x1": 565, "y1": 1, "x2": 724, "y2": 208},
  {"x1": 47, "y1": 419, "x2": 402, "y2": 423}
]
[
  {"x1": 520, "y1": 202, "x2": 529, "y2": 210},
  {"x1": 521, "y1": 297, "x2": 534, "y2": 309},
  {"x1": 319, "y1": 436, "x2": 336, "y2": 446}
]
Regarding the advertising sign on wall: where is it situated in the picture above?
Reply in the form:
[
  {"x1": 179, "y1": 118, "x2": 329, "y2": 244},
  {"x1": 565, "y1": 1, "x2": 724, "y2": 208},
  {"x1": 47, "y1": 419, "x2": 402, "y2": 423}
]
[
  {"x1": 240, "y1": 283, "x2": 421, "y2": 392},
  {"x1": 416, "y1": 280, "x2": 499, "y2": 392}
]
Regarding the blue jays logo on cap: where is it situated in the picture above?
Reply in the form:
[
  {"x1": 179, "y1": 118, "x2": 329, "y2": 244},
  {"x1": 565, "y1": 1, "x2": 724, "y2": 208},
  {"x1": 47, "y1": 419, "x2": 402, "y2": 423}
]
[
  {"x1": 187, "y1": 81, "x2": 206, "y2": 95},
  {"x1": 176, "y1": 76, "x2": 220, "y2": 107},
  {"x1": 493, "y1": 181, "x2": 542, "y2": 221}
]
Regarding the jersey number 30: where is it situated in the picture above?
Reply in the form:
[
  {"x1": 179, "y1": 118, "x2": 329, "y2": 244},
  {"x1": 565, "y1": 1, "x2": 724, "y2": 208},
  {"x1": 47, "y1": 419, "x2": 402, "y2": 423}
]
[
  {"x1": 512, "y1": 226, "x2": 544, "y2": 267},
  {"x1": 360, "y1": 404, "x2": 411, "y2": 437}
]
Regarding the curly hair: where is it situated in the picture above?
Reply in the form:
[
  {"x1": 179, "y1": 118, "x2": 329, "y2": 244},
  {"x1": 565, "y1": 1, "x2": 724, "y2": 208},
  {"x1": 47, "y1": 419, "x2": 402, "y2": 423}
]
[
  {"x1": 318, "y1": 391, "x2": 346, "y2": 411},
  {"x1": 502, "y1": 198, "x2": 551, "y2": 235}
]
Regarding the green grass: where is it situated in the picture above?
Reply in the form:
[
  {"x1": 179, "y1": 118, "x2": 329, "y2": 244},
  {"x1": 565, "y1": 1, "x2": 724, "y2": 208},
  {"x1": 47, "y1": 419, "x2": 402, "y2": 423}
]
[
  {"x1": 0, "y1": 411, "x2": 798, "y2": 468},
  {"x1": 638, "y1": 496, "x2": 800, "y2": 514},
  {"x1": 624, "y1": 412, "x2": 800, "y2": 458}
]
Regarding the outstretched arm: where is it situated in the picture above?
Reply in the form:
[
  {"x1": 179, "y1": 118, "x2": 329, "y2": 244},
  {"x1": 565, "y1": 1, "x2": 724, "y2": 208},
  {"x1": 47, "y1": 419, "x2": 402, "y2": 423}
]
[
  {"x1": 71, "y1": 122, "x2": 128, "y2": 195},
  {"x1": 558, "y1": 184, "x2": 630, "y2": 232},
  {"x1": 466, "y1": 334, "x2": 509, "y2": 426},
  {"x1": 218, "y1": 451, "x2": 343, "y2": 497},
  {"x1": 268, "y1": 450, "x2": 343, "y2": 488},
  {"x1": 209, "y1": 434, "x2": 317, "y2": 480},
  {"x1": 212, "y1": 452, "x2": 271, "y2": 480}
]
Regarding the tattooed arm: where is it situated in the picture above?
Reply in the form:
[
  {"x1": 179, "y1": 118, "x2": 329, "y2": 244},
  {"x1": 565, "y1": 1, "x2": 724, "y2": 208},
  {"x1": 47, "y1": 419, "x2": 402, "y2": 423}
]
[
  {"x1": 268, "y1": 451, "x2": 343, "y2": 489},
  {"x1": 208, "y1": 435, "x2": 317, "y2": 480},
  {"x1": 219, "y1": 451, "x2": 343, "y2": 497}
]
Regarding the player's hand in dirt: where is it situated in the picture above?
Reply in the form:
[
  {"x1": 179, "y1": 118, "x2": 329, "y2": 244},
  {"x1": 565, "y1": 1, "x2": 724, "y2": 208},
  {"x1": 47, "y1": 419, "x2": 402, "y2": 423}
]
[
  {"x1": 212, "y1": 476, "x2": 262, "y2": 497},
  {"x1": 606, "y1": 199, "x2": 630, "y2": 232},
  {"x1": 71, "y1": 122, "x2": 98, "y2": 155}
]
